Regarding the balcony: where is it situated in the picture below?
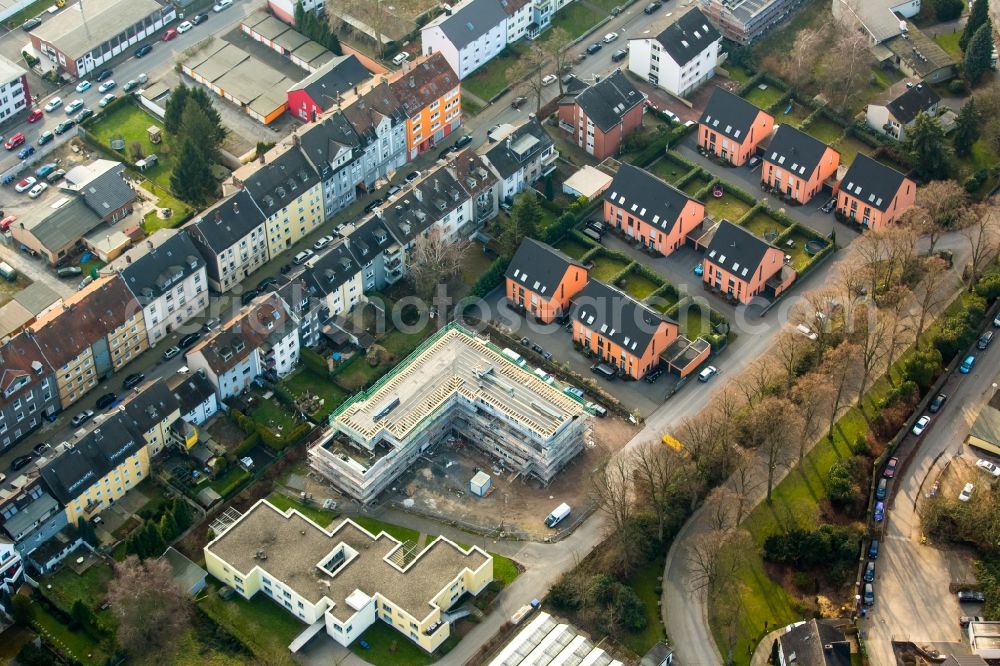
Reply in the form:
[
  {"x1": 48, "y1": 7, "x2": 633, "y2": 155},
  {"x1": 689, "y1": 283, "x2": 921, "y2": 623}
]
[
  {"x1": 385, "y1": 257, "x2": 402, "y2": 270},
  {"x1": 385, "y1": 268, "x2": 404, "y2": 285}
]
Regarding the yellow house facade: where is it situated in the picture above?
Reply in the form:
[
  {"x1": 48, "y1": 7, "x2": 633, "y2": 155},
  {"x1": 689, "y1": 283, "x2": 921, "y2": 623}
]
[
  {"x1": 108, "y1": 308, "x2": 148, "y2": 371},
  {"x1": 204, "y1": 500, "x2": 493, "y2": 654}
]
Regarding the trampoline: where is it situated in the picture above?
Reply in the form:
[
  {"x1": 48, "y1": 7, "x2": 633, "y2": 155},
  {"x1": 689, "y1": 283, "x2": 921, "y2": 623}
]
[{"x1": 805, "y1": 239, "x2": 827, "y2": 256}]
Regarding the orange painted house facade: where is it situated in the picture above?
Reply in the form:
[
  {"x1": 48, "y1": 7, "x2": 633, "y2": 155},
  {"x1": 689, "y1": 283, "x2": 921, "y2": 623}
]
[
  {"x1": 571, "y1": 280, "x2": 678, "y2": 380},
  {"x1": 761, "y1": 125, "x2": 840, "y2": 205},
  {"x1": 603, "y1": 163, "x2": 705, "y2": 256},
  {"x1": 387, "y1": 53, "x2": 462, "y2": 159},
  {"x1": 697, "y1": 87, "x2": 775, "y2": 166},
  {"x1": 702, "y1": 220, "x2": 792, "y2": 304},
  {"x1": 835, "y1": 154, "x2": 916, "y2": 231},
  {"x1": 505, "y1": 239, "x2": 588, "y2": 323}
]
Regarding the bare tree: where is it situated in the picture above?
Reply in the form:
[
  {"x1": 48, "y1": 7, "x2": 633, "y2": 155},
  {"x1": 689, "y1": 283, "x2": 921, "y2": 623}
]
[
  {"x1": 541, "y1": 28, "x2": 573, "y2": 95},
  {"x1": 735, "y1": 357, "x2": 780, "y2": 407},
  {"x1": 506, "y1": 45, "x2": 547, "y2": 112},
  {"x1": 741, "y1": 396, "x2": 804, "y2": 501},
  {"x1": 879, "y1": 284, "x2": 914, "y2": 376},
  {"x1": 407, "y1": 227, "x2": 470, "y2": 300},
  {"x1": 849, "y1": 301, "x2": 890, "y2": 412},
  {"x1": 909, "y1": 180, "x2": 968, "y2": 253},
  {"x1": 107, "y1": 556, "x2": 192, "y2": 661},
  {"x1": 784, "y1": 27, "x2": 824, "y2": 90},
  {"x1": 821, "y1": 17, "x2": 874, "y2": 113},
  {"x1": 687, "y1": 528, "x2": 751, "y2": 592},
  {"x1": 331, "y1": 0, "x2": 392, "y2": 56},
  {"x1": 959, "y1": 202, "x2": 1000, "y2": 285},
  {"x1": 791, "y1": 372, "x2": 834, "y2": 464},
  {"x1": 632, "y1": 440, "x2": 690, "y2": 540},
  {"x1": 592, "y1": 455, "x2": 633, "y2": 534},
  {"x1": 913, "y1": 256, "x2": 952, "y2": 343},
  {"x1": 728, "y1": 447, "x2": 762, "y2": 525},
  {"x1": 773, "y1": 330, "x2": 811, "y2": 392},
  {"x1": 821, "y1": 342, "x2": 862, "y2": 439}
]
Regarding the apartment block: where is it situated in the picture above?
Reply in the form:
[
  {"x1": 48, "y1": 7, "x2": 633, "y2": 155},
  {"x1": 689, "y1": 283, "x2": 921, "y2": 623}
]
[
  {"x1": 627, "y1": 8, "x2": 720, "y2": 98},
  {"x1": 0, "y1": 335, "x2": 60, "y2": 452},
  {"x1": 187, "y1": 190, "x2": 269, "y2": 293}
]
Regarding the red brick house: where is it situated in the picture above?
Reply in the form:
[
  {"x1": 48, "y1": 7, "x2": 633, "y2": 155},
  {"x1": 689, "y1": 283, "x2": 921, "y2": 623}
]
[
  {"x1": 761, "y1": 125, "x2": 840, "y2": 205},
  {"x1": 286, "y1": 55, "x2": 372, "y2": 122},
  {"x1": 603, "y1": 164, "x2": 705, "y2": 256},
  {"x1": 835, "y1": 154, "x2": 916, "y2": 231},
  {"x1": 557, "y1": 70, "x2": 645, "y2": 160},
  {"x1": 505, "y1": 239, "x2": 588, "y2": 323},
  {"x1": 702, "y1": 220, "x2": 794, "y2": 303},
  {"x1": 571, "y1": 280, "x2": 678, "y2": 380},
  {"x1": 698, "y1": 87, "x2": 775, "y2": 166}
]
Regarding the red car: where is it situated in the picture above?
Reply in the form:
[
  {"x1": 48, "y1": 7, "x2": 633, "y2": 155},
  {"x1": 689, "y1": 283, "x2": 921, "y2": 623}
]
[
  {"x1": 162, "y1": 28, "x2": 178, "y2": 41},
  {"x1": 883, "y1": 457, "x2": 899, "y2": 478},
  {"x1": 0, "y1": 215, "x2": 15, "y2": 231},
  {"x1": 26, "y1": 109, "x2": 43, "y2": 123},
  {"x1": 4, "y1": 132, "x2": 25, "y2": 150}
]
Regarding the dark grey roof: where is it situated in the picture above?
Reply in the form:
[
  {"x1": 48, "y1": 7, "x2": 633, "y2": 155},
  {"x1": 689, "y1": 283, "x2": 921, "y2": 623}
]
[
  {"x1": 243, "y1": 145, "x2": 321, "y2": 218},
  {"x1": 377, "y1": 165, "x2": 486, "y2": 244},
  {"x1": 304, "y1": 242, "x2": 361, "y2": 296},
  {"x1": 571, "y1": 280, "x2": 673, "y2": 355},
  {"x1": 561, "y1": 74, "x2": 590, "y2": 96},
  {"x1": 274, "y1": 278, "x2": 315, "y2": 316},
  {"x1": 699, "y1": 86, "x2": 767, "y2": 142},
  {"x1": 41, "y1": 414, "x2": 143, "y2": 505},
  {"x1": 484, "y1": 117, "x2": 554, "y2": 179},
  {"x1": 298, "y1": 112, "x2": 362, "y2": 178},
  {"x1": 764, "y1": 125, "x2": 831, "y2": 178},
  {"x1": 704, "y1": 219, "x2": 776, "y2": 279},
  {"x1": 777, "y1": 619, "x2": 850, "y2": 666},
  {"x1": 573, "y1": 70, "x2": 644, "y2": 133},
  {"x1": 291, "y1": 55, "x2": 371, "y2": 108},
  {"x1": 432, "y1": 0, "x2": 508, "y2": 51},
  {"x1": 19, "y1": 197, "x2": 102, "y2": 252},
  {"x1": 168, "y1": 371, "x2": 216, "y2": 416},
  {"x1": 2, "y1": 490, "x2": 59, "y2": 542},
  {"x1": 838, "y1": 154, "x2": 908, "y2": 213},
  {"x1": 160, "y1": 547, "x2": 207, "y2": 594},
  {"x1": 119, "y1": 378, "x2": 181, "y2": 435},
  {"x1": 505, "y1": 238, "x2": 584, "y2": 298},
  {"x1": 12, "y1": 282, "x2": 61, "y2": 316},
  {"x1": 604, "y1": 163, "x2": 699, "y2": 233},
  {"x1": 640, "y1": 642, "x2": 674, "y2": 666},
  {"x1": 886, "y1": 82, "x2": 940, "y2": 124},
  {"x1": 78, "y1": 163, "x2": 136, "y2": 215},
  {"x1": 348, "y1": 216, "x2": 397, "y2": 263},
  {"x1": 120, "y1": 231, "x2": 204, "y2": 305},
  {"x1": 188, "y1": 189, "x2": 266, "y2": 253},
  {"x1": 653, "y1": 8, "x2": 720, "y2": 66}
]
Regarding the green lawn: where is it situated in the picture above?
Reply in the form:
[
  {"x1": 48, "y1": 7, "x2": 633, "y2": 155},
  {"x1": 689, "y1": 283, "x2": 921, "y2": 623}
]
[
  {"x1": 726, "y1": 65, "x2": 755, "y2": 84},
  {"x1": 681, "y1": 173, "x2": 714, "y2": 197},
  {"x1": 493, "y1": 555, "x2": 520, "y2": 586},
  {"x1": 209, "y1": 466, "x2": 251, "y2": 498},
  {"x1": 649, "y1": 289, "x2": 680, "y2": 314},
  {"x1": 752, "y1": 0, "x2": 827, "y2": 61},
  {"x1": 772, "y1": 100, "x2": 812, "y2": 128},
  {"x1": 461, "y1": 94, "x2": 484, "y2": 116},
  {"x1": 349, "y1": 620, "x2": 455, "y2": 666},
  {"x1": 352, "y1": 516, "x2": 421, "y2": 545},
  {"x1": 335, "y1": 354, "x2": 387, "y2": 393},
  {"x1": 868, "y1": 65, "x2": 903, "y2": 93},
  {"x1": 266, "y1": 493, "x2": 340, "y2": 528},
  {"x1": 705, "y1": 191, "x2": 754, "y2": 222},
  {"x1": 3, "y1": 0, "x2": 55, "y2": 29},
  {"x1": 833, "y1": 135, "x2": 875, "y2": 167},
  {"x1": 954, "y1": 139, "x2": 1000, "y2": 198},
  {"x1": 143, "y1": 189, "x2": 192, "y2": 234},
  {"x1": 783, "y1": 227, "x2": 821, "y2": 272},
  {"x1": 540, "y1": 2, "x2": 605, "y2": 41},
  {"x1": 742, "y1": 210, "x2": 789, "y2": 240},
  {"x1": 199, "y1": 586, "x2": 300, "y2": 666},
  {"x1": 804, "y1": 117, "x2": 845, "y2": 145},
  {"x1": 933, "y1": 29, "x2": 963, "y2": 58},
  {"x1": 462, "y1": 47, "x2": 523, "y2": 101},
  {"x1": 650, "y1": 155, "x2": 695, "y2": 185},
  {"x1": 616, "y1": 271, "x2": 664, "y2": 301},
  {"x1": 250, "y1": 397, "x2": 298, "y2": 433},
  {"x1": 30, "y1": 600, "x2": 108, "y2": 665},
  {"x1": 44, "y1": 562, "x2": 113, "y2": 614},
  {"x1": 555, "y1": 237, "x2": 593, "y2": 260},
  {"x1": 283, "y1": 368, "x2": 348, "y2": 420},
  {"x1": 742, "y1": 84, "x2": 785, "y2": 110},
  {"x1": 589, "y1": 254, "x2": 632, "y2": 282},
  {"x1": 620, "y1": 557, "x2": 667, "y2": 656}
]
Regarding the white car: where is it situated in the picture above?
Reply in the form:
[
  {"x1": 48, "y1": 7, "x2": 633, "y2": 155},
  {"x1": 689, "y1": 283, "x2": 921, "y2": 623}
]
[
  {"x1": 44, "y1": 97, "x2": 63, "y2": 112},
  {"x1": 176, "y1": 20, "x2": 193, "y2": 33},
  {"x1": 959, "y1": 482, "x2": 975, "y2": 502},
  {"x1": 213, "y1": 0, "x2": 232, "y2": 10},
  {"x1": 99, "y1": 93, "x2": 117, "y2": 107},
  {"x1": 698, "y1": 365, "x2": 718, "y2": 382},
  {"x1": 98, "y1": 80, "x2": 116, "y2": 93},
  {"x1": 795, "y1": 323, "x2": 818, "y2": 341},
  {"x1": 542, "y1": 74, "x2": 558, "y2": 86},
  {"x1": 75, "y1": 80, "x2": 92, "y2": 93},
  {"x1": 976, "y1": 459, "x2": 1000, "y2": 477},
  {"x1": 603, "y1": 32, "x2": 619, "y2": 43},
  {"x1": 911, "y1": 415, "x2": 931, "y2": 436},
  {"x1": 392, "y1": 51, "x2": 410, "y2": 66},
  {"x1": 28, "y1": 182, "x2": 48, "y2": 198},
  {"x1": 14, "y1": 177, "x2": 36, "y2": 193},
  {"x1": 293, "y1": 249, "x2": 314, "y2": 265},
  {"x1": 65, "y1": 99, "x2": 84, "y2": 115},
  {"x1": 313, "y1": 235, "x2": 335, "y2": 251}
]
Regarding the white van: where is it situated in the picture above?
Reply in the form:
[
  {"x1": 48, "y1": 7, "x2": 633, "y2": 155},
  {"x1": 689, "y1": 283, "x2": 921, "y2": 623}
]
[
  {"x1": 501, "y1": 347, "x2": 525, "y2": 366},
  {"x1": 533, "y1": 367, "x2": 553, "y2": 384},
  {"x1": 392, "y1": 52, "x2": 410, "y2": 66}
]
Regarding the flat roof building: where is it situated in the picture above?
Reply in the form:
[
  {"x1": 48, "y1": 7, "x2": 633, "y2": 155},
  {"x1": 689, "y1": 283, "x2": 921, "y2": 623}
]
[
  {"x1": 204, "y1": 499, "x2": 493, "y2": 654},
  {"x1": 310, "y1": 323, "x2": 589, "y2": 503}
]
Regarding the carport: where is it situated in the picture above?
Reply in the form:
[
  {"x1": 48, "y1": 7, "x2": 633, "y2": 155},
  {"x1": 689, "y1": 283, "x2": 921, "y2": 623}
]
[{"x1": 661, "y1": 335, "x2": 711, "y2": 378}]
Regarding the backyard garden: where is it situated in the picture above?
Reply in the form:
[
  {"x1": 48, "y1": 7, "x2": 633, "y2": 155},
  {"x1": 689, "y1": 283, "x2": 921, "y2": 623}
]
[{"x1": 649, "y1": 153, "x2": 697, "y2": 185}]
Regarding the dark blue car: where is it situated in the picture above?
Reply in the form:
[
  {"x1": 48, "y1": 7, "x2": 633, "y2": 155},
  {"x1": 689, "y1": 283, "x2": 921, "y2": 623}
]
[{"x1": 17, "y1": 145, "x2": 34, "y2": 160}]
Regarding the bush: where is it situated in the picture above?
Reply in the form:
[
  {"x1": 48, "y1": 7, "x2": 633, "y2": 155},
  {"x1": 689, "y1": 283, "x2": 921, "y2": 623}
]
[
  {"x1": 763, "y1": 525, "x2": 859, "y2": 575},
  {"x1": 548, "y1": 575, "x2": 583, "y2": 610},
  {"x1": 470, "y1": 256, "x2": 510, "y2": 298},
  {"x1": 301, "y1": 347, "x2": 330, "y2": 376},
  {"x1": 931, "y1": 0, "x2": 964, "y2": 21},
  {"x1": 827, "y1": 461, "x2": 858, "y2": 506},
  {"x1": 949, "y1": 79, "x2": 970, "y2": 96},
  {"x1": 903, "y1": 347, "x2": 943, "y2": 388},
  {"x1": 611, "y1": 585, "x2": 647, "y2": 631}
]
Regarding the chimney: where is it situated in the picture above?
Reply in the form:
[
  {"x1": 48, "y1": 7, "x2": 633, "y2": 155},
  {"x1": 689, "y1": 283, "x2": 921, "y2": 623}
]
[
  {"x1": 259, "y1": 152, "x2": 265, "y2": 165},
  {"x1": 215, "y1": 210, "x2": 222, "y2": 222},
  {"x1": 125, "y1": 255, "x2": 132, "y2": 264},
  {"x1": 147, "y1": 240, "x2": 154, "y2": 251}
]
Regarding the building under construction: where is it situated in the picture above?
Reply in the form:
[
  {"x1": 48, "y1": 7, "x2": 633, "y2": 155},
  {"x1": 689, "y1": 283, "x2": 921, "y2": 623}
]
[
  {"x1": 697, "y1": 0, "x2": 805, "y2": 45},
  {"x1": 309, "y1": 323, "x2": 589, "y2": 504}
]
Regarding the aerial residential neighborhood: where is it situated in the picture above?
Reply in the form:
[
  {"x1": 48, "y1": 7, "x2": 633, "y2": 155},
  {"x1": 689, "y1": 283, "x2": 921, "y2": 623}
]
[{"x1": 0, "y1": 0, "x2": 999, "y2": 663}]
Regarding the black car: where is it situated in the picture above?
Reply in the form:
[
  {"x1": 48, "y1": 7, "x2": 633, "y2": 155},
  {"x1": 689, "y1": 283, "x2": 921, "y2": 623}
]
[
  {"x1": 611, "y1": 49, "x2": 628, "y2": 63},
  {"x1": 585, "y1": 43, "x2": 603, "y2": 55},
  {"x1": 75, "y1": 108, "x2": 94, "y2": 123},
  {"x1": 256, "y1": 276, "x2": 278, "y2": 291},
  {"x1": 531, "y1": 343, "x2": 545, "y2": 355},
  {"x1": 135, "y1": 44, "x2": 153, "y2": 58},
  {"x1": 95, "y1": 393, "x2": 117, "y2": 410},
  {"x1": 54, "y1": 119, "x2": 76, "y2": 135},
  {"x1": 437, "y1": 145, "x2": 456, "y2": 160},
  {"x1": 122, "y1": 373, "x2": 145, "y2": 390},
  {"x1": 22, "y1": 17, "x2": 41, "y2": 31},
  {"x1": 239, "y1": 287, "x2": 259, "y2": 305},
  {"x1": 10, "y1": 454, "x2": 34, "y2": 472},
  {"x1": 643, "y1": 1, "x2": 661, "y2": 13},
  {"x1": 453, "y1": 134, "x2": 473, "y2": 149},
  {"x1": 928, "y1": 392, "x2": 947, "y2": 413},
  {"x1": 511, "y1": 96, "x2": 528, "y2": 110},
  {"x1": 363, "y1": 198, "x2": 383, "y2": 214},
  {"x1": 192, "y1": 13, "x2": 209, "y2": 24},
  {"x1": 95, "y1": 69, "x2": 113, "y2": 81},
  {"x1": 179, "y1": 332, "x2": 201, "y2": 348},
  {"x1": 32, "y1": 442, "x2": 51, "y2": 456}
]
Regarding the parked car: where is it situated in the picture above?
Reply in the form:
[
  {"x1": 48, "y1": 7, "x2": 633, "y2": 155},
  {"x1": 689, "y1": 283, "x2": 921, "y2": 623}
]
[
  {"x1": 33, "y1": 442, "x2": 51, "y2": 456},
  {"x1": 35, "y1": 163, "x2": 57, "y2": 179},
  {"x1": 162, "y1": 345, "x2": 181, "y2": 361},
  {"x1": 28, "y1": 182, "x2": 47, "y2": 198},
  {"x1": 531, "y1": 343, "x2": 545, "y2": 355},
  {"x1": 76, "y1": 80, "x2": 92, "y2": 92},
  {"x1": 75, "y1": 108, "x2": 94, "y2": 122},
  {"x1": 43, "y1": 97, "x2": 62, "y2": 112},
  {"x1": 21, "y1": 17, "x2": 41, "y2": 30},
  {"x1": 437, "y1": 145, "x2": 456, "y2": 160},
  {"x1": 978, "y1": 331, "x2": 993, "y2": 349},
  {"x1": 643, "y1": 1, "x2": 662, "y2": 13},
  {"x1": 192, "y1": 13, "x2": 209, "y2": 24},
  {"x1": 57, "y1": 266, "x2": 82, "y2": 278},
  {"x1": 795, "y1": 323, "x2": 818, "y2": 341},
  {"x1": 162, "y1": 28, "x2": 178, "y2": 41},
  {"x1": 821, "y1": 198, "x2": 836, "y2": 213},
  {"x1": 994, "y1": 312, "x2": 1000, "y2": 327},
  {"x1": 5, "y1": 132, "x2": 25, "y2": 149},
  {"x1": 959, "y1": 482, "x2": 975, "y2": 502},
  {"x1": 883, "y1": 456, "x2": 898, "y2": 478},
  {"x1": 873, "y1": 501, "x2": 885, "y2": 522},
  {"x1": 213, "y1": 0, "x2": 233, "y2": 11},
  {"x1": 603, "y1": 32, "x2": 618, "y2": 43},
  {"x1": 698, "y1": 365, "x2": 719, "y2": 382},
  {"x1": 10, "y1": 454, "x2": 34, "y2": 471},
  {"x1": 256, "y1": 276, "x2": 278, "y2": 291},
  {"x1": 876, "y1": 478, "x2": 887, "y2": 500},
  {"x1": 863, "y1": 583, "x2": 874, "y2": 606},
  {"x1": 26, "y1": 109, "x2": 43, "y2": 123},
  {"x1": 591, "y1": 363, "x2": 616, "y2": 380},
  {"x1": 17, "y1": 145, "x2": 34, "y2": 160},
  {"x1": 960, "y1": 615, "x2": 985, "y2": 627},
  {"x1": 958, "y1": 590, "x2": 985, "y2": 602},
  {"x1": 644, "y1": 368, "x2": 664, "y2": 383},
  {"x1": 99, "y1": 94, "x2": 116, "y2": 108},
  {"x1": 45, "y1": 168, "x2": 65, "y2": 184},
  {"x1": 363, "y1": 198, "x2": 383, "y2": 213},
  {"x1": 585, "y1": 42, "x2": 603, "y2": 55},
  {"x1": 122, "y1": 373, "x2": 145, "y2": 390},
  {"x1": 748, "y1": 155, "x2": 762, "y2": 169},
  {"x1": 454, "y1": 134, "x2": 473, "y2": 149},
  {"x1": 510, "y1": 96, "x2": 526, "y2": 110},
  {"x1": 98, "y1": 80, "x2": 116, "y2": 93},
  {"x1": 976, "y1": 458, "x2": 1000, "y2": 477},
  {"x1": 95, "y1": 392, "x2": 117, "y2": 409},
  {"x1": 123, "y1": 79, "x2": 140, "y2": 93},
  {"x1": 960, "y1": 354, "x2": 976, "y2": 373},
  {"x1": 95, "y1": 69, "x2": 113, "y2": 82},
  {"x1": 542, "y1": 74, "x2": 557, "y2": 86},
  {"x1": 386, "y1": 184, "x2": 401, "y2": 197},
  {"x1": 201, "y1": 318, "x2": 220, "y2": 332},
  {"x1": 179, "y1": 332, "x2": 201, "y2": 348},
  {"x1": 611, "y1": 49, "x2": 628, "y2": 63},
  {"x1": 564, "y1": 386, "x2": 585, "y2": 400},
  {"x1": 176, "y1": 20, "x2": 193, "y2": 33},
  {"x1": 293, "y1": 249, "x2": 314, "y2": 265},
  {"x1": 868, "y1": 538, "x2": 880, "y2": 559},
  {"x1": 313, "y1": 235, "x2": 335, "y2": 251},
  {"x1": 405, "y1": 170, "x2": 422, "y2": 182},
  {"x1": 863, "y1": 560, "x2": 875, "y2": 583},
  {"x1": 37, "y1": 130, "x2": 54, "y2": 146},
  {"x1": 134, "y1": 44, "x2": 153, "y2": 58},
  {"x1": 54, "y1": 120, "x2": 75, "y2": 135},
  {"x1": 71, "y1": 409, "x2": 95, "y2": 426},
  {"x1": 392, "y1": 51, "x2": 410, "y2": 66},
  {"x1": 14, "y1": 177, "x2": 36, "y2": 193},
  {"x1": 928, "y1": 392, "x2": 947, "y2": 413},
  {"x1": 911, "y1": 415, "x2": 931, "y2": 436}
]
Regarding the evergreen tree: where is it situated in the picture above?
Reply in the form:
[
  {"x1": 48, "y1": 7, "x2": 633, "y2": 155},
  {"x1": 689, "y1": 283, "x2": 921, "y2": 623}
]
[
  {"x1": 170, "y1": 137, "x2": 215, "y2": 205},
  {"x1": 171, "y1": 498, "x2": 193, "y2": 532},
  {"x1": 163, "y1": 84, "x2": 190, "y2": 135},
  {"x1": 10, "y1": 594, "x2": 34, "y2": 626},
  {"x1": 160, "y1": 511, "x2": 178, "y2": 542},
  {"x1": 907, "y1": 112, "x2": 952, "y2": 180},
  {"x1": 180, "y1": 98, "x2": 222, "y2": 165},
  {"x1": 965, "y1": 21, "x2": 995, "y2": 85},
  {"x1": 76, "y1": 516, "x2": 97, "y2": 546},
  {"x1": 71, "y1": 599, "x2": 96, "y2": 633},
  {"x1": 933, "y1": 0, "x2": 964, "y2": 21},
  {"x1": 187, "y1": 87, "x2": 225, "y2": 144},
  {"x1": 961, "y1": 0, "x2": 990, "y2": 51},
  {"x1": 953, "y1": 97, "x2": 981, "y2": 156},
  {"x1": 544, "y1": 174, "x2": 554, "y2": 200},
  {"x1": 145, "y1": 521, "x2": 166, "y2": 557}
]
